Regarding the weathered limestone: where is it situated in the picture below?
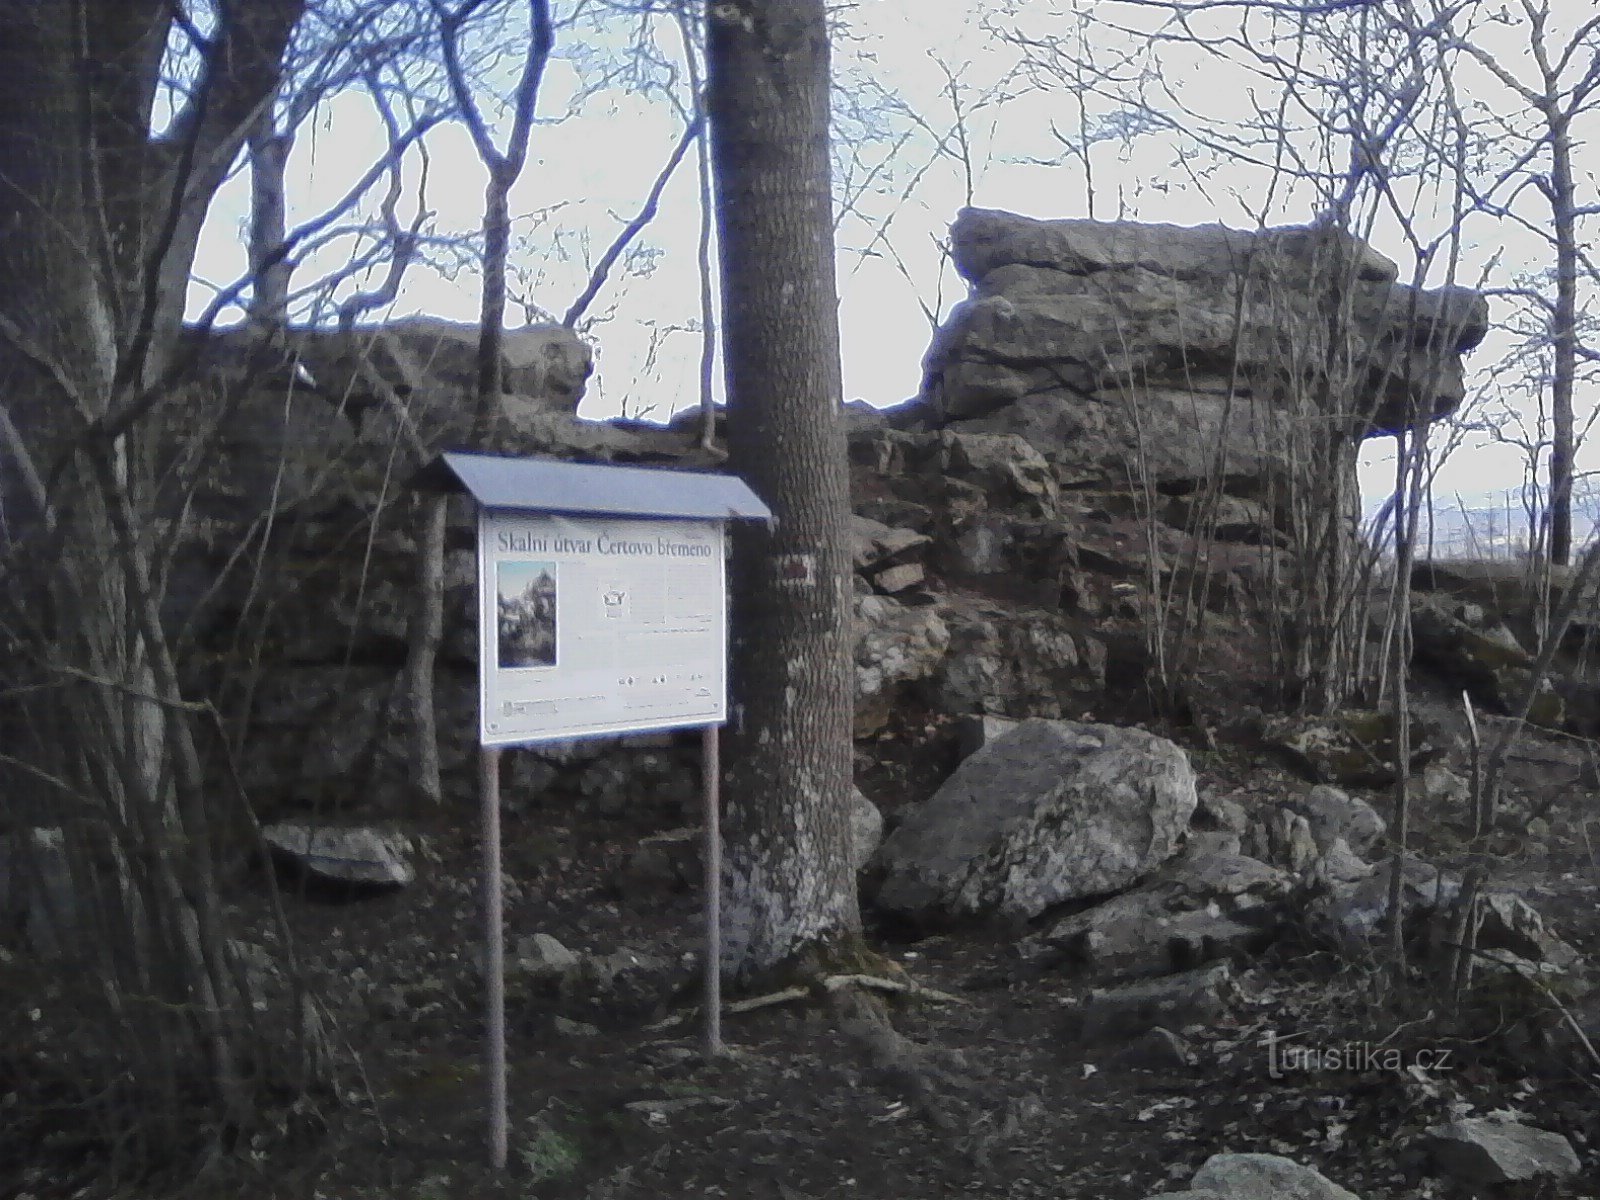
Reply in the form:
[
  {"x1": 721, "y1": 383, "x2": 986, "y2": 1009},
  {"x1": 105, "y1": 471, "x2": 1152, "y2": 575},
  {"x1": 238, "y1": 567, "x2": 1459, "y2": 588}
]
[
  {"x1": 925, "y1": 209, "x2": 1488, "y2": 475},
  {"x1": 872, "y1": 718, "x2": 1196, "y2": 924},
  {"x1": 1145, "y1": 1152, "x2": 1363, "y2": 1200},
  {"x1": 262, "y1": 823, "x2": 414, "y2": 891},
  {"x1": 1423, "y1": 1115, "x2": 1581, "y2": 1185}
]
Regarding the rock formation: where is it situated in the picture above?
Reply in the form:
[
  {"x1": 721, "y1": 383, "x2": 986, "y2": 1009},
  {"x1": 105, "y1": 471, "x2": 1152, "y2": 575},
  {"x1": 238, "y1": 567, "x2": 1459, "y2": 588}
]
[
  {"x1": 145, "y1": 211, "x2": 1496, "y2": 831},
  {"x1": 873, "y1": 718, "x2": 1197, "y2": 925},
  {"x1": 921, "y1": 208, "x2": 1488, "y2": 495}
]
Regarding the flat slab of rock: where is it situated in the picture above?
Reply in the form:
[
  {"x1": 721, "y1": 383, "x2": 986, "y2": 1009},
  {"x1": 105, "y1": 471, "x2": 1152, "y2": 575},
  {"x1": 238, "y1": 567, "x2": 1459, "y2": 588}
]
[
  {"x1": 873, "y1": 718, "x2": 1196, "y2": 924},
  {"x1": 1146, "y1": 1152, "x2": 1362, "y2": 1200},
  {"x1": 1424, "y1": 1115, "x2": 1580, "y2": 1184},
  {"x1": 1078, "y1": 962, "x2": 1233, "y2": 1042},
  {"x1": 1042, "y1": 849, "x2": 1287, "y2": 980},
  {"x1": 263, "y1": 823, "x2": 413, "y2": 890}
]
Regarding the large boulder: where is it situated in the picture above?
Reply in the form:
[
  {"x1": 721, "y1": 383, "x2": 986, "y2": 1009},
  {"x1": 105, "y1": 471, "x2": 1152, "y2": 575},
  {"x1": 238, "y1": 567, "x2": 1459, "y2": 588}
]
[
  {"x1": 1264, "y1": 709, "x2": 1441, "y2": 789},
  {"x1": 291, "y1": 318, "x2": 591, "y2": 419},
  {"x1": 1423, "y1": 1115, "x2": 1581, "y2": 1186},
  {"x1": 872, "y1": 718, "x2": 1197, "y2": 924},
  {"x1": 1284, "y1": 785, "x2": 1386, "y2": 856},
  {"x1": 1145, "y1": 1152, "x2": 1363, "y2": 1200},
  {"x1": 925, "y1": 210, "x2": 1488, "y2": 469},
  {"x1": 1306, "y1": 852, "x2": 1458, "y2": 949}
]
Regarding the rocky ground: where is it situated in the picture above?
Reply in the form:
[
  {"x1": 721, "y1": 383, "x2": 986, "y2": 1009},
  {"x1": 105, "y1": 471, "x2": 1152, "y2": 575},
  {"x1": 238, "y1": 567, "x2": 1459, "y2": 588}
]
[
  {"x1": 4, "y1": 213, "x2": 1594, "y2": 1199},
  {"x1": 9, "y1": 682, "x2": 1597, "y2": 1200}
]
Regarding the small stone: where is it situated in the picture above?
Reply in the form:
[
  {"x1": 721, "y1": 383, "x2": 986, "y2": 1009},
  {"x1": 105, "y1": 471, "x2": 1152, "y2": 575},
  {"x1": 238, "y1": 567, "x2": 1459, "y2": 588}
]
[
  {"x1": 1311, "y1": 838, "x2": 1375, "y2": 887},
  {"x1": 552, "y1": 1016, "x2": 599, "y2": 1038},
  {"x1": 1290, "y1": 786, "x2": 1386, "y2": 855},
  {"x1": 1196, "y1": 792, "x2": 1251, "y2": 835},
  {"x1": 849, "y1": 788, "x2": 885, "y2": 872},
  {"x1": 872, "y1": 562, "x2": 926, "y2": 594},
  {"x1": 262, "y1": 823, "x2": 413, "y2": 891},
  {"x1": 954, "y1": 713, "x2": 1021, "y2": 761},
  {"x1": 1107, "y1": 1026, "x2": 1194, "y2": 1071},
  {"x1": 514, "y1": 932, "x2": 581, "y2": 980}
]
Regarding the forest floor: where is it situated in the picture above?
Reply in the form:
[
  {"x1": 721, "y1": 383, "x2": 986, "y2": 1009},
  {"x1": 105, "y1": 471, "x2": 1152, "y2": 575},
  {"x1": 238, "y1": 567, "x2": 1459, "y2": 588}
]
[{"x1": 7, "y1": 698, "x2": 1600, "y2": 1200}]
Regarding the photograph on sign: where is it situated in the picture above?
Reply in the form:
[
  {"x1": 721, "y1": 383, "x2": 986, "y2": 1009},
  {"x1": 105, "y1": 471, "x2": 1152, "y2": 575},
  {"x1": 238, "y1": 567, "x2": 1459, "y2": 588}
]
[
  {"x1": 495, "y1": 560, "x2": 558, "y2": 669},
  {"x1": 478, "y1": 510, "x2": 727, "y2": 745}
]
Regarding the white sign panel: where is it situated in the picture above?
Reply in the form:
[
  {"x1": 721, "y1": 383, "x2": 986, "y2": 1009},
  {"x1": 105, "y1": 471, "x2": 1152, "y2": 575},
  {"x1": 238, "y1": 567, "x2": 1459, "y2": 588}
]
[{"x1": 478, "y1": 510, "x2": 727, "y2": 745}]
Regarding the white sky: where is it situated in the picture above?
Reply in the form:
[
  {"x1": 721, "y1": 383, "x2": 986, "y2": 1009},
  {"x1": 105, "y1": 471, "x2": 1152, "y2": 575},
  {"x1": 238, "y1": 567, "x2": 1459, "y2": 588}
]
[{"x1": 187, "y1": 0, "x2": 1597, "y2": 519}]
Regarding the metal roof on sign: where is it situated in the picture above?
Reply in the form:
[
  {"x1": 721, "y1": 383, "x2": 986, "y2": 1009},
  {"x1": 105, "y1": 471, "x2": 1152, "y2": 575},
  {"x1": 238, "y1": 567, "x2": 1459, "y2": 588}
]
[{"x1": 411, "y1": 451, "x2": 772, "y2": 521}]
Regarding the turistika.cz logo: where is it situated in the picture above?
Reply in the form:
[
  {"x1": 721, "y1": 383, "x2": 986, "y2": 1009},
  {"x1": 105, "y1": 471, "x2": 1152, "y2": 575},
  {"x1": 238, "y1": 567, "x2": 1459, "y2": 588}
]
[{"x1": 1259, "y1": 1029, "x2": 1455, "y2": 1078}]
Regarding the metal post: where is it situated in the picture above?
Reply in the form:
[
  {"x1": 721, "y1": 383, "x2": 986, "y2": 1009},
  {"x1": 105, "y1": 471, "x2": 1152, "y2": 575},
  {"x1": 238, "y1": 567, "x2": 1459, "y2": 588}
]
[
  {"x1": 702, "y1": 724, "x2": 723, "y2": 1056},
  {"x1": 482, "y1": 745, "x2": 508, "y2": 1169}
]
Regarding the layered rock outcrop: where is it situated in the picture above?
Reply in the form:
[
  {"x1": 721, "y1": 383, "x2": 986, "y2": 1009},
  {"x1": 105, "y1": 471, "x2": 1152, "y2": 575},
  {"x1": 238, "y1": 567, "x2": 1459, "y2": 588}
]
[
  {"x1": 152, "y1": 210, "x2": 1496, "y2": 818},
  {"x1": 922, "y1": 208, "x2": 1487, "y2": 498}
]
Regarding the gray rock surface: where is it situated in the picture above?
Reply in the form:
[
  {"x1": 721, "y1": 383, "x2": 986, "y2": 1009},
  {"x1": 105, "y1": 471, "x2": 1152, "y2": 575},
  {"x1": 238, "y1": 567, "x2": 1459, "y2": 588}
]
[
  {"x1": 1146, "y1": 1152, "x2": 1363, "y2": 1200},
  {"x1": 926, "y1": 209, "x2": 1487, "y2": 468},
  {"x1": 848, "y1": 788, "x2": 886, "y2": 873},
  {"x1": 1042, "y1": 848, "x2": 1288, "y2": 980},
  {"x1": 262, "y1": 823, "x2": 414, "y2": 890},
  {"x1": 1287, "y1": 786, "x2": 1386, "y2": 855},
  {"x1": 1078, "y1": 962, "x2": 1234, "y2": 1042},
  {"x1": 1307, "y1": 852, "x2": 1458, "y2": 948},
  {"x1": 1473, "y1": 892, "x2": 1581, "y2": 972},
  {"x1": 853, "y1": 596, "x2": 949, "y2": 737},
  {"x1": 1424, "y1": 1115, "x2": 1581, "y2": 1185},
  {"x1": 873, "y1": 719, "x2": 1196, "y2": 924},
  {"x1": 932, "y1": 604, "x2": 1104, "y2": 720}
]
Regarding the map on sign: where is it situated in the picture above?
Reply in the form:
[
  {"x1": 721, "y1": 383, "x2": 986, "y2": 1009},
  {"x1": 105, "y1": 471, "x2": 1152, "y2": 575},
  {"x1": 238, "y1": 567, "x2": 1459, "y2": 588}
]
[{"x1": 477, "y1": 510, "x2": 727, "y2": 745}]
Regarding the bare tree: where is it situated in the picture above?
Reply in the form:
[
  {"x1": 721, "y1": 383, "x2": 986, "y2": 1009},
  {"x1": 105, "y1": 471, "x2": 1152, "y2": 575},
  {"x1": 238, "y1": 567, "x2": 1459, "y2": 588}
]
[
  {"x1": 0, "y1": 0, "x2": 312, "y2": 1155},
  {"x1": 1417, "y1": 1, "x2": 1600, "y2": 565}
]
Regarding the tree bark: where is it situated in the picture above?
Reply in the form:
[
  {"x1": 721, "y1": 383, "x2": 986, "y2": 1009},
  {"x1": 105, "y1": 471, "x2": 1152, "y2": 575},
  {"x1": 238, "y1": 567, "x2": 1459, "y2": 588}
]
[
  {"x1": 1546, "y1": 109, "x2": 1577, "y2": 566},
  {"x1": 706, "y1": 0, "x2": 861, "y2": 982},
  {"x1": 248, "y1": 111, "x2": 294, "y2": 337}
]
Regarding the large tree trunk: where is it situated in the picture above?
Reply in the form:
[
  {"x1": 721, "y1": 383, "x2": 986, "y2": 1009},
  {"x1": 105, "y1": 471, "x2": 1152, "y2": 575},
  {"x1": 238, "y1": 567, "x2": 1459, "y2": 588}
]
[{"x1": 706, "y1": 0, "x2": 861, "y2": 982}]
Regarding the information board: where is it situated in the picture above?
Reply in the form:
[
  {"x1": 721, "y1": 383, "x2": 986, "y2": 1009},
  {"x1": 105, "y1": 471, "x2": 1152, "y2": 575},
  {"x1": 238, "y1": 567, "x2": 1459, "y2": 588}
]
[{"x1": 477, "y1": 509, "x2": 727, "y2": 745}]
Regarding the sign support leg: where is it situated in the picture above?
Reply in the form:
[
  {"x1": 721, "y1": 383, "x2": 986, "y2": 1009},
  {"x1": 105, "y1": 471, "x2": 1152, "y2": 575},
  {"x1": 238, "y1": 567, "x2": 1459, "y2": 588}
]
[
  {"x1": 482, "y1": 745, "x2": 508, "y2": 1169},
  {"x1": 702, "y1": 724, "x2": 723, "y2": 1056}
]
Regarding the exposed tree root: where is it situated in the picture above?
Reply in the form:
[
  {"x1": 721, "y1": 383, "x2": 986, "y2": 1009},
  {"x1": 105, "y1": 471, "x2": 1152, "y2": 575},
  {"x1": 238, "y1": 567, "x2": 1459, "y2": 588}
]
[{"x1": 828, "y1": 988, "x2": 977, "y2": 1136}]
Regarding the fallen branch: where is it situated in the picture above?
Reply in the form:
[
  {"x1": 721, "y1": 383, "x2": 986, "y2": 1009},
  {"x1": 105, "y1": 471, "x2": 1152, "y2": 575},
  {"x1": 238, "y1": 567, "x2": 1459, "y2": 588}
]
[
  {"x1": 647, "y1": 972, "x2": 969, "y2": 1030},
  {"x1": 821, "y1": 973, "x2": 970, "y2": 1005}
]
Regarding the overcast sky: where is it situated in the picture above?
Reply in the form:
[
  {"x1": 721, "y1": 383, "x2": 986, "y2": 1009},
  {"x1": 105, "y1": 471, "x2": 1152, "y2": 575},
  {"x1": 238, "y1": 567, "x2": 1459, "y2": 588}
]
[{"x1": 188, "y1": 0, "x2": 1596, "y2": 523}]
